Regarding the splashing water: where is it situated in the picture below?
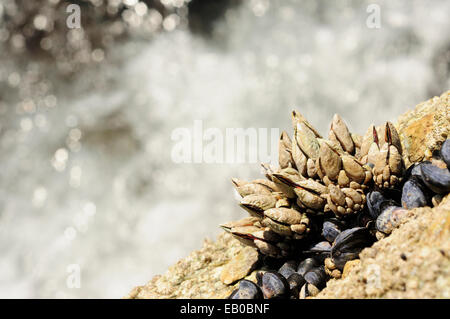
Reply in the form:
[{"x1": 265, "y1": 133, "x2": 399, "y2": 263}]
[{"x1": 0, "y1": 0, "x2": 449, "y2": 297}]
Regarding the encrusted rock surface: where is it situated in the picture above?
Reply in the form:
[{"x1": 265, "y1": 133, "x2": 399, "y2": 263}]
[
  {"x1": 126, "y1": 91, "x2": 450, "y2": 299},
  {"x1": 317, "y1": 194, "x2": 449, "y2": 298},
  {"x1": 397, "y1": 90, "x2": 450, "y2": 166},
  {"x1": 220, "y1": 246, "x2": 260, "y2": 285},
  {"x1": 126, "y1": 232, "x2": 248, "y2": 299}
]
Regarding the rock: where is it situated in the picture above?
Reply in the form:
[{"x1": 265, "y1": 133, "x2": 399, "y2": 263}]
[
  {"x1": 396, "y1": 91, "x2": 450, "y2": 166},
  {"x1": 342, "y1": 259, "x2": 361, "y2": 279},
  {"x1": 317, "y1": 195, "x2": 450, "y2": 298},
  {"x1": 125, "y1": 232, "x2": 246, "y2": 299},
  {"x1": 220, "y1": 246, "x2": 259, "y2": 285}
]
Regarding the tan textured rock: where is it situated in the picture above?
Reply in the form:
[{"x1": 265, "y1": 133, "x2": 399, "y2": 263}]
[
  {"x1": 220, "y1": 246, "x2": 259, "y2": 285},
  {"x1": 342, "y1": 259, "x2": 361, "y2": 279},
  {"x1": 396, "y1": 90, "x2": 450, "y2": 166},
  {"x1": 127, "y1": 90, "x2": 450, "y2": 299},
  {"x1": 316, "y1": 195, "x2": 450, "y2": 298},
  {"x1": 125, "y1": 233, "x2": 246, "y2": 299}
]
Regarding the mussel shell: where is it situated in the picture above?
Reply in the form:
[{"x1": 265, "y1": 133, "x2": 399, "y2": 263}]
[
  {"x1": 331, "y1": 227, "x2": 374, "y2": 270},
  {"x1": 441, "y1": 139, "x2": 450, "y2": 168},
  {"x1": 366, "y1": 191, "x2": 385, "y2": 218},
  {"x1": 306, "y1": 241, "x2": 332, "y2": 252},
  {"x1": 356, "y1": 211, "x2": 375, "y2": 228},
  {"x1": 419, "y1": 161, "x2": 450, "y2": 194},
  {"x1": 261, "y1": 271, "x2": 289, "y2": 299},
  {"x1": 376, "y1": 206, "x2": 409, "y2": 235},
  {"x1": 322, "y1": 220, "x2": 342, "y2": 242},
  {"x1": 304, "y1": 241, "x2": 331, "y2": 262},
  {"x1": 229, "y1": 280, "x2": 263, "y2": 299},
  {"x1": 401, "y1": 162, "x2": 422, "y2": 185},
  {"x1": 304, "y1": 266, "x2": 327, "y2": 289},
  {"x1": 366, "y1": 191, "x2": 398, "y2": 219},
  {"x1": 228, "y1": 289, "x2": 239, "y2": 299},
  {"x1": 256, "y1": 271, "x2": 264, "y2": 287},
  {"x1": 401, "y1": 176, "x2": 428, "y2": 209},
  {"x1": 287, "y1": 273, "x2": 306, "y2": 297},
  {"x1": 297, "y1": 257, "x2": 319, "y2": 276},
  {"x1": 278, "y1": 260, "x2": 298, "y2": 279}
]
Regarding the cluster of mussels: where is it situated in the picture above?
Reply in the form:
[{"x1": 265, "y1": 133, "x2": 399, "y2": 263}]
[{"x1": 222, "y1": 111, "x2": 450, "y2": 299}]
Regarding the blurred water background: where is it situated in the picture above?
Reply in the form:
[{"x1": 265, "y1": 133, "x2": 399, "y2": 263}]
[{"x1": 0, "y1": 0, "x2": 449, "y2": 298}]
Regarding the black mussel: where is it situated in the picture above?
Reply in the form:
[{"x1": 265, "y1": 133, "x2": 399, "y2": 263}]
[
  {"x1": 299, "y1": 282, "x2": 320, "y2": 299},
  {"x1": 419, "y1": 161, "x2": 450, "y2": 194},
  {"x1": 366, "y1": 191, "x2": 385, "y2": 219},
  {"x1": 261, "y1": 271, "x2": 289, "y2": 299},
  {"x1": 229, "y1": 280, "x2": 263, "y2": 299},
  {"x1": 322, "y1": 220, "x2": 342, "y2": 242},
  {"x1": 228, "y1": 289, "x2": 239, "y2": 299},
  {"x1": 304, "y1": 241, "x2": 331, "y2": 262},
  {"x1": 401, "y1": 176, "x2": 428, "y2": 209},
  {"x1": 331, "y1": 227, "x2": 374, "y2": 270},
  {"x1": 256, "y1": 271, "x2": 264, "y2": 287},
  {"x1": 356, "y1": 211, "x2": 374, "y2": 228},
  {"x1": 297, "y1": 257, "x2": 319, "y2": 276},
  {"x1": 376, "y1": 206, "x2": 409, "y2": 235},
  {"x1": 402, "y1": 162, "x2": 422, "y2": 184},
  {"x1": 304, "y1": 266, "x2": 327, "y2": 289},
  {"x1": 307, "y1": 241, "x2": 332, "y2": 252},
  {"x1": 278, "y1": 260, "x2": 298, "y2": 279},
  {"x1": 287, "y1": 273, "x2": 306, "y2": 296},
  {"x1": 441, "y1": 139, "x2": 450, "y2": 168},
  {"x1": 366, "y1": 191, "x2": 398, "y2": 219},
  {"x1": 411, "y1": 163, "x2": 423, "y2": 175}
]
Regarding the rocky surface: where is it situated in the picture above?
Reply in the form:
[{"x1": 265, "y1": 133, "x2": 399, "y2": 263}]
[
  {"x1": 317, "y1": 194, "x2": 449, "y2": 298},
  {"x1": 397, "y1": 91, "x2": 450, "y2": 166},
  {"x1": 219, "y1": 246, "x2": 260, "y2": 285},
  {"x1": 126, "y1": 90, "x2": 450, "y2": 299},
  {"x1": 126, "y1": 232, "x2": 247, "y2": 299}
]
